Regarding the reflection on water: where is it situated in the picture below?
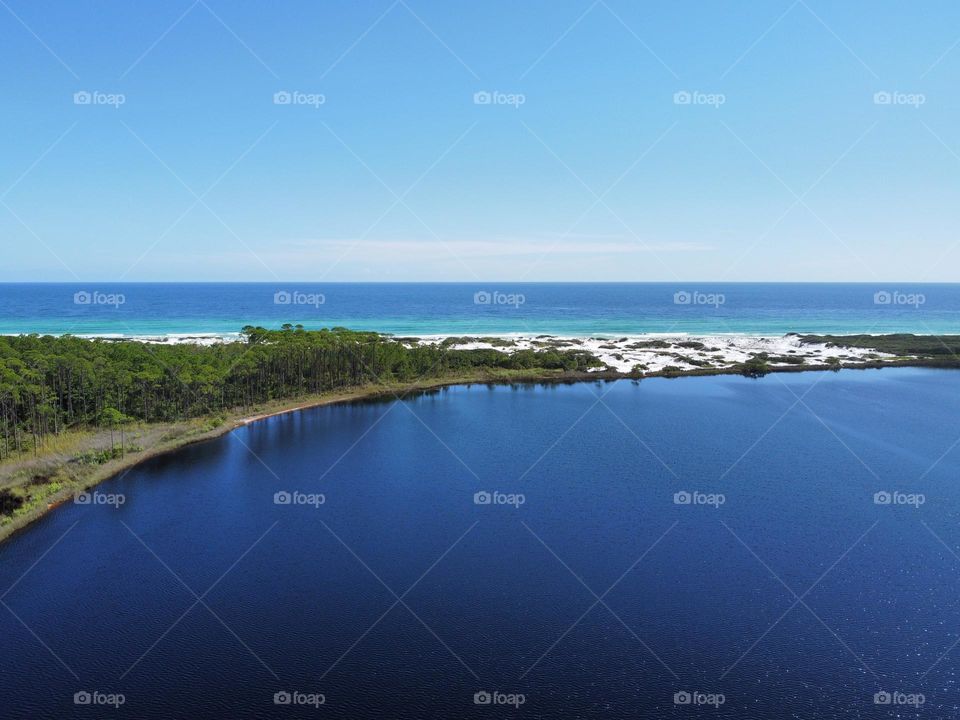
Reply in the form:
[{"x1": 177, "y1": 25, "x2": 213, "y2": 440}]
[{"x1": 1, "y1": 368, "x2": 959, "y2": 719}]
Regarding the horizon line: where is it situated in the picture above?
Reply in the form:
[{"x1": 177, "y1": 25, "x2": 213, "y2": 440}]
[{"x1": 3, "y1": 280, "x2": 959, "y2": 286}]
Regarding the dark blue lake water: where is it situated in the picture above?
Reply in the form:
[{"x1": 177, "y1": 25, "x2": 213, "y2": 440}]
[
  {"x1": 1, "y1": 282, "x2": 958, "y2": 336},
  {"x1": 2, "y1": 369, "x2": 960, "y2": 718}
]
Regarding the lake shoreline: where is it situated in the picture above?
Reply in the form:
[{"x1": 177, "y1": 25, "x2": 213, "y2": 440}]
[{"x1": 2, "y1": 349, "x2": 958, "y2": 546}]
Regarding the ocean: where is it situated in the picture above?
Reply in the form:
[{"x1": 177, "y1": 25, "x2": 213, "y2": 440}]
[
  {"x1": 1, "y1": 370, "x2": 958, "y2": 718},
  {"x1": 0, "y1": 282, "x2": 957, "y2": 337}
]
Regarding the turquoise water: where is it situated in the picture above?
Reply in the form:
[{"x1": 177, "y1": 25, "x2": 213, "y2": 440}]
[
  {"x1": 1, "y1": 369, "x2": 959, "y2": 718},
  {"x1": 1, "y1": 282, "x2": 957, "y2": 336}
]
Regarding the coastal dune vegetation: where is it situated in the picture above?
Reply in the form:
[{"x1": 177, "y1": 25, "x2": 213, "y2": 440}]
[
  {"x1": 1, "y1": 326, "x2": 957, "y2": 540},
  {"x1": 0, "y1": 325, "x2": 603, "y2": 538},
  {"x1": 0, "y1": 325, "x2": 601, "y2": 460},
  {"x1": 3, "y1": 328, "x2": 959, "y2": 462}
]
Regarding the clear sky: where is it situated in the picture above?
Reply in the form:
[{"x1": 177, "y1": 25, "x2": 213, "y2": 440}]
[{"x1": 1, "y1": 0, "x2": 958, "y2": 282}]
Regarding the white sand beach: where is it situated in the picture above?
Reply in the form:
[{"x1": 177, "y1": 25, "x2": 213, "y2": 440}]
[
  {"x1": 411, "y1": 334, "x2": 894, "y2": 373},
  {"x1": 93, "y1": 331, "x2": 895, "y2": 374}
]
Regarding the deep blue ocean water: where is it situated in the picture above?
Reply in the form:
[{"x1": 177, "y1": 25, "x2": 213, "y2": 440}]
[
  {"x1": 2, "y1": 368, "x2": 959, "y2": 718},
  {"x1": 1, "y1": 282, "x2": 958, "y2": 336}
]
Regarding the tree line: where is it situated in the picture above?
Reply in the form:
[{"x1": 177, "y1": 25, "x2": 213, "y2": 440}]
[{"x1": 0, "y1": 326, "x2": 600, "y2": 458}]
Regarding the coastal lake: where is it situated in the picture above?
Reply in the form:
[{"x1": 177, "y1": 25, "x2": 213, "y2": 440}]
[{"x1": 2, "y1": 368, "x2": 960, "y2": 718}]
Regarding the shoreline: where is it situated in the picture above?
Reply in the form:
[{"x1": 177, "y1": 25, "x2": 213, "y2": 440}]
[
  {"x1": 1, "y1": 330, "x2": 916, "y2": 371},
  {"x1": 1, "y1": 355, "x2": 957, "y2": 546},
  {"x1": 414, "y1": 333, "x2": 894, "y2": 374},
  {"x1": 0, "y1": 368, "x2": 576, "y2": 544},
  {"x1": 1, "y1": 328, "x2": 951, "y2": 346},
  {"x1": 3, "y1": 324, "x2": 960, "y2": 545}
]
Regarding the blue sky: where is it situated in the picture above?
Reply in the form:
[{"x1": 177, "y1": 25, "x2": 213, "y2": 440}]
[{"x1": 1, "y1": 0, "x2": 959, "y2": 281}]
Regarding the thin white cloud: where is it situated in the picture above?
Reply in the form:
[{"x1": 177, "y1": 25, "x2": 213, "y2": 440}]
[{"x1": 279, "y1": 237, "x2": 713, "y2": 258}]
